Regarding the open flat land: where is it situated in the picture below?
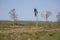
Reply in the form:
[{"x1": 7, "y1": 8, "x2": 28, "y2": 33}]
[{"x1": 0, "y1": 21, "x2": 60, "y2": 40}]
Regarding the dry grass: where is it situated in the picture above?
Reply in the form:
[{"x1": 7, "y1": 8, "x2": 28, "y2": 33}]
[{"x1": 0, "y1": 21, "x2": 60, "y2": 40}]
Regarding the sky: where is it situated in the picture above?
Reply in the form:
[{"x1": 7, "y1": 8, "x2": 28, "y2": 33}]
[{"x1": 0, "y1": 0, "x2": 60, "y2": 21}]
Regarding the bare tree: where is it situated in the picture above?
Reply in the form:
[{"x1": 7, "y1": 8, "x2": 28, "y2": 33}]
[
  {"x1": 41, "y1": 10, "x2": 51, "y2": 27},
  {"x1": 34, "y1": 8, "x2": 38, "y2": 27},
  {"x1": 9, "y1": 8, "x2": 18, "y2": 27},
  {"x1": 56, "y1": 12, "x2": 60, "y2": 22},
  {"x1": 41, "y1": 10, "x2": 51, "y2": 22},
  {"x1": 56, "y1": 12, "x2": 60, "y2": 26}
]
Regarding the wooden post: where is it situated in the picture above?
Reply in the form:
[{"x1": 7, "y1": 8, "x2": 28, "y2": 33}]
[{"x1": 36, "y1": 15, "x2": 38, "y2": 27}]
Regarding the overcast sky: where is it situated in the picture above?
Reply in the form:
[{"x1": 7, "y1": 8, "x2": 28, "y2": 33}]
[{"x1": 0, "y1": 0, "x2": 60, "y2": 21}]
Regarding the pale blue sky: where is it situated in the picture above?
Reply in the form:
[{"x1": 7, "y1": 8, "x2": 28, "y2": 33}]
[{"x1": 0, "y1": 0, "x2": 60, "y2": 21}]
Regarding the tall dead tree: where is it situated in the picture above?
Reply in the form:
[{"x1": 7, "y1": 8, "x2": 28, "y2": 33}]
[
  {"x1": 34, "y1": 8, "x2": 38, "y2": 27},
  {"x1": 9, "y1": 8, "x2": 17, "y2": 27},
  {"x1": 41, "y1": 10, "x2": 51, "y2": 27},
  {"x1": 56, "y1": 12, "x2": 60, "y2": 26},
  {"x1": 56, "y1": 12, "x2": 60, "y2": 22}
]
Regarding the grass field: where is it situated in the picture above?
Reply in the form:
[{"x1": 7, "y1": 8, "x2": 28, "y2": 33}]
[{"x1": 0, "y1": 21, "x2": 60, "y2": 40}]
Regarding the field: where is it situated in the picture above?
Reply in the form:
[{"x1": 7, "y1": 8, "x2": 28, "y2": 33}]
[{"x1": 0, "y1": 21, "x2": 60, "y2": 40}]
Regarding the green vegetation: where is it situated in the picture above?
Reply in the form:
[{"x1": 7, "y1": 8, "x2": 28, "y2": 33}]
[{"x1": 0, "y1": 31, "x2": 60, "y2": 40}]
